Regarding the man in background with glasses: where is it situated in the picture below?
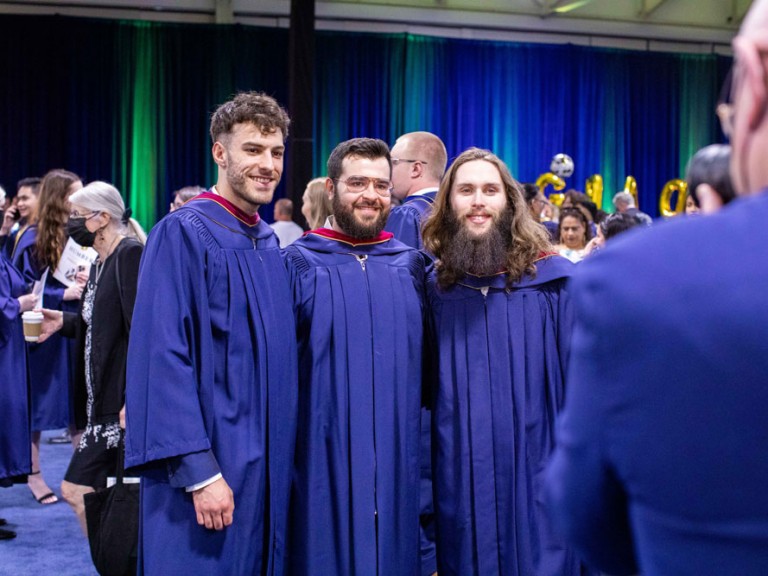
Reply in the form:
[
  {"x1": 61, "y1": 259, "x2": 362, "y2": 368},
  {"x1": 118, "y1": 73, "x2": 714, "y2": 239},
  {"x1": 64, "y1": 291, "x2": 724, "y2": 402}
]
[
  {"x1": 385, "y1": 131, "x2": 448, "y2": 251},
  {"x1": 545, "y1": 1, "x2": 768, "y2": 574},
  {"x1": 283, "y1": 138, "x2": 427, "y2": 575}
]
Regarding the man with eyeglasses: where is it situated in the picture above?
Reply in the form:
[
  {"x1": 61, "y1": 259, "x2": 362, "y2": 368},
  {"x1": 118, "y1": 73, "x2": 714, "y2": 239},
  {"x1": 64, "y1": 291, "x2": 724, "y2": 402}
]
[
  {"x1": 283, "y1": 138, "x2": 427, "y2": 575},
  {"x1": 384, "y1": 131, "x2": 447, "y2": 576},
  {"x1": 545, "y1": 1, "x2": 768, "y2": 574},
  {"x1": 385, "y1": 131, "x2": 448, "y2": 251}
]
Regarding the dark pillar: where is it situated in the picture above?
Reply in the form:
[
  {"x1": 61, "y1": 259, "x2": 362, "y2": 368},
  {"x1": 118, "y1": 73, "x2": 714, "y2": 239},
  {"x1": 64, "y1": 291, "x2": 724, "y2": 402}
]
[{"x1": 287, "y1": 0, "x2": 315, "y2": 227}]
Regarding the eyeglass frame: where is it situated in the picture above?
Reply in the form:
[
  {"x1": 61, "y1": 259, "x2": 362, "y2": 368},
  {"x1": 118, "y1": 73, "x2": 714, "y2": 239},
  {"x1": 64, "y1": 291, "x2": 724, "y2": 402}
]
[
  {"x1": 68, "y1": 210, "x2": 100, "y2": 220},
  {"x1": 333, "y1": 176, "x2": 393, "y2": 196},
  {"x1": 391, "y1": 158, "x2": 428, "y2": 166}
]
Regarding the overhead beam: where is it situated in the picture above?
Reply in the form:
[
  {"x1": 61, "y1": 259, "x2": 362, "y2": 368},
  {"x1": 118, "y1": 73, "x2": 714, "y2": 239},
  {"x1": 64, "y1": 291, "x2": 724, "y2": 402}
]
[
  {"x1": 215, "y1": 0, "x2": 233, "y2": 24},
  {"x1": 729, "y1": 0, "x2": 751, "y2": 25},
  {"x1": 639, "y1": 0, "x2": 669, "y2": 18}
]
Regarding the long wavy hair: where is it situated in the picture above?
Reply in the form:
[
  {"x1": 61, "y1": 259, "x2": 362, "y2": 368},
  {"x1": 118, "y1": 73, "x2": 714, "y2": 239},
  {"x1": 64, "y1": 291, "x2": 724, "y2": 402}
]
[
  {"x1": 422, "y1": 148, "x2": 552, "y2": 288},
  {"x1": 33, "y1": 169, "x2": 81, "y2": 269},
  {"x1": 303, "y1": 177, "x2": 333, "y2": 229}
]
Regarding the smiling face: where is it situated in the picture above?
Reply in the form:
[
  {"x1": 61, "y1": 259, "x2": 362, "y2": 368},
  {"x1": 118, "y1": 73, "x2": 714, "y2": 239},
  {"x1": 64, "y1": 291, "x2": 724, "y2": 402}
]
[
  {"x1": 15, "y1": 185, "x2": 38, "y2": 220},
  {"x1": 448, "y1": 159, "x2": 508, "y2": 238},
  {"x1": 329, "y1": 155, "x2": 392, "y2": 239},
  {"x1": 213, "y1": 122, "x2": 284, "y2": 214}
]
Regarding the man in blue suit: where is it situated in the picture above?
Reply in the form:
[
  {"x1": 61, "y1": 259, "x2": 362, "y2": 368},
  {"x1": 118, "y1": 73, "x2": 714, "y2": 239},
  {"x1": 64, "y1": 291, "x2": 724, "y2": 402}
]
[{"x1": 545, "y1": 2, "x2": 768, "y2": 574}]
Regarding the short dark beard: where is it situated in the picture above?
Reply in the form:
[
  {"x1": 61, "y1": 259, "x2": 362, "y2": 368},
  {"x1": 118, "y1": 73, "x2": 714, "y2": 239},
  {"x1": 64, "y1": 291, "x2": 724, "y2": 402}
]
[
  {"x1": 332, "y1": 192, "x2": 390, "y2": 239},
  {"x1": 440, "y1": 207, "x2": 513, "y2": 277}
]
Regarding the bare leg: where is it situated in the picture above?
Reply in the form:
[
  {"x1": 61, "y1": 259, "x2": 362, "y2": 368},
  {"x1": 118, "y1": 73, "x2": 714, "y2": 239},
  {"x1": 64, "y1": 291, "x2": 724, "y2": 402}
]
[
  {"x1": 70, "y1": 426, "x2": 84, "y2": 450},
  {"x1": 61, "y1": 480, "x2": 95, "y2": 536},
  {"x1": 28, "y1": 432, "x2": 58, "y2": 505}
]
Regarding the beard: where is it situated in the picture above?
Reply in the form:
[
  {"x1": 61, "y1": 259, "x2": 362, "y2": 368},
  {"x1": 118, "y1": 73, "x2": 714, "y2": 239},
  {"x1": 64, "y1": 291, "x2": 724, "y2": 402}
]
[
  {"x1": 332, "y1": 193, "x2": 390, "y2": 239},
  {"x1": 440, "y1": 207, "x2": 513, "y2": 277}
]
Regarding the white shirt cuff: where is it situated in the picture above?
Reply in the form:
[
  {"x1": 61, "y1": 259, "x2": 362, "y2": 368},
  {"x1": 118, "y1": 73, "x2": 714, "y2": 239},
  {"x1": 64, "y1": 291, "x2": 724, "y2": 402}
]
[{"x1": 185, "y1": 472, "x2": 222, "y2": 493}]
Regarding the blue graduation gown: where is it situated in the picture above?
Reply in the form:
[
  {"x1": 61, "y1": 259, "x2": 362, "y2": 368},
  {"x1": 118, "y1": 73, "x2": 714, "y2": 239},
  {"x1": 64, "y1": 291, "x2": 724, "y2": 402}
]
[
  {"x1": 384, "y1": 191, "x2": 437, "y2": 251},
  {"x1": 428, "y1": 255, "x2": 585, "y2": 576},
  {"x1": 125, "y1": 194, "x2": 298, "y2": 576},
  {"x1": 18, "y1": 229, "x2": 75, "y2": 431},
  {"x1": 545, "y1": 192, "x2": 768, "y2": 576},
  {"x1": 283, "y1": 229, "x2": 426, "y2": 576},
  {"x1": 0, "y1": 255, "x2": 31, "y2": 481},
  {"x1": 384, "y1": 192, "x2": 439, "y2": 575}
]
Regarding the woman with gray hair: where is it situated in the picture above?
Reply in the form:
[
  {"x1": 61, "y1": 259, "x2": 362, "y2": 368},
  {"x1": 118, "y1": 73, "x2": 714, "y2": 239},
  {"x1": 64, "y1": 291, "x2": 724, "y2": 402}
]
[{"x1": 36, "y1": 181, "x2": 144, "y2": 536}]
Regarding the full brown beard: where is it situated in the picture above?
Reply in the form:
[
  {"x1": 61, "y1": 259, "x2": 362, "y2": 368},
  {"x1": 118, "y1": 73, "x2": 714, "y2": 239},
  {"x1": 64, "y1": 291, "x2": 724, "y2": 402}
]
[
  {"x1": 440, "y1": 207, "x2": 513, "y2": 277},
  {"x1": 332, "y1": 193, "x2": 390, "y2": 239}
]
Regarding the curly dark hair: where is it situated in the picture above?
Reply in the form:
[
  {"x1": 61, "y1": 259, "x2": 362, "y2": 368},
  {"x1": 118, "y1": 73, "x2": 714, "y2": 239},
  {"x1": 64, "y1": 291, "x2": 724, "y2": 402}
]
[
  {"x1": 209, "y1": 91, "x2": 290, "y2": 144},
  {"x1": 422, "y1": 148, "x2": 552, "y2": 288},
  {"x1": 326, "y1": 138, "x2": 391, "y2": 181}
]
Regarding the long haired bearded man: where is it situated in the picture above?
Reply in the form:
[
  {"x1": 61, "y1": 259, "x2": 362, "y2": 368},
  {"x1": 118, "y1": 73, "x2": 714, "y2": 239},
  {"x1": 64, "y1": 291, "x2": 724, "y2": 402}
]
[{"x1": 422, "y1": 148, "x2": 588, "y2": 576}]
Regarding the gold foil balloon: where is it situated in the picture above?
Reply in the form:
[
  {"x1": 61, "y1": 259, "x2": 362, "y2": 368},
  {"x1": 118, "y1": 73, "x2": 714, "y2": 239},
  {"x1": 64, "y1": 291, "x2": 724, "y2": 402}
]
[
  {"x1": 585, "y1": 174, "x2": 603, "y2": 208},
  {"x1": 659, "y1": 179, "x2": 689, "y2": 217},
  {"x1": 536, "y1": 172, "x2": 565, "y2": 192},
  {"x1": 549, "y1": 193, "x2": 565, "y2": 207},
  {"x1": 623, "y1": 176, "x2": 639, "y2": 206}
]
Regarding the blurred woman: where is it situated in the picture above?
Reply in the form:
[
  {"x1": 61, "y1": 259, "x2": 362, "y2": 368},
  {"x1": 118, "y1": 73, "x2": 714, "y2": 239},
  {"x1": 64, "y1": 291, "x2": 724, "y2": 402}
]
[
  {"x1": 38, "y1": 181, "x2": 145, "y2": 534},
  {"x1": 18, "y1": 169, "x2": 83, "y2": 505},
  {"x1": 0, "y1": 253, "x2": 37, "y2": 538},
  {"x1": 301, "y1": 177, "x2": 333, "y2": 229},
  {"x1": 555, "y1": 207, "x2": 592, "y2": 263}
]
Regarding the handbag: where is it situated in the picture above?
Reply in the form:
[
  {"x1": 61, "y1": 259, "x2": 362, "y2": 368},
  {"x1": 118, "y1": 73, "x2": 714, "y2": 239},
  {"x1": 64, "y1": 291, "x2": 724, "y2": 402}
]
[{"x1": 83, "y1": 439, "x2": 139, "y2": 576}]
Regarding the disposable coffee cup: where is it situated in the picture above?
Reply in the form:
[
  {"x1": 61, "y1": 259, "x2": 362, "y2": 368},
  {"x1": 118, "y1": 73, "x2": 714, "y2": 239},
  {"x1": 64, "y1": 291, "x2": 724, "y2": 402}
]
[{"x1": 22, "y1": 311, "x2": 43, "y2": 342}]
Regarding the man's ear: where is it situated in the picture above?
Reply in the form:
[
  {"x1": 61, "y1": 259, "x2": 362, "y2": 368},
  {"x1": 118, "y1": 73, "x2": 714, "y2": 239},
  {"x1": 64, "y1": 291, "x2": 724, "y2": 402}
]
[
  {"x1": 325, "y1": 177, "x2": 335, "y2": 201},
  {"x1": 735, "y1": 39, "x2": 768, "y2": 131},
  {"x1": 212, "y1": 141, "x2": 227, "y2": 169},
  {"x1": 411, "y1": 162, "x2": 424, "y2": 179}
]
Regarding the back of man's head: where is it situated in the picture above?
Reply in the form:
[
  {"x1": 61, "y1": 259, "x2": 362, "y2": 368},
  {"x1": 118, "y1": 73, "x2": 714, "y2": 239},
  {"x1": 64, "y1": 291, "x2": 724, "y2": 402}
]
[
  {"x1": 390, "y1": 132, "x2": 447, "y2": 199},
  {"x1": 729, "y1": 0, "x2": 768, "y2": 195},
  {"x1": 274, "y1": 198, "x2": 293, "y2": 220},
  {"x1": 613, "y1": 191, "x2": 635, "y2": 211},
  {"x1": 209, "y1": 91, "x2": 290, "y2": 145}
]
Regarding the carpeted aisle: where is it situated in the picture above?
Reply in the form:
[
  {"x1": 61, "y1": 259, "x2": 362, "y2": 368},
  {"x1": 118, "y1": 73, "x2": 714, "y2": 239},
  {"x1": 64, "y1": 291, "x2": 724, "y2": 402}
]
[{"x1": 0, "y1": 431, "x2": 98, "y2": 576}]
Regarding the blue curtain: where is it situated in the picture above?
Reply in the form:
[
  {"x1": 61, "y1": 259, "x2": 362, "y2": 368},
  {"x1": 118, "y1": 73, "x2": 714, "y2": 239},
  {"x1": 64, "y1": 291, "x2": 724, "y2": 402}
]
[{"x1": 0, "y1": 15, "x2": 729, "y2": 227}]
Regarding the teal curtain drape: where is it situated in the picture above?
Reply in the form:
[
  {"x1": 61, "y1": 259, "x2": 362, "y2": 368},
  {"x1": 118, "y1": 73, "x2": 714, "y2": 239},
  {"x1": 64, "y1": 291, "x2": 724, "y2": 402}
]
[{"x1": 0, "y1": 15, "x2": 729, "y2": 229}]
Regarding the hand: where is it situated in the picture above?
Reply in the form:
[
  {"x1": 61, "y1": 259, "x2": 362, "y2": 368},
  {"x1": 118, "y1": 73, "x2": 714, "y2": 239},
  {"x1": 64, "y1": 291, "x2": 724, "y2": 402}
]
[
  {"x1": 17, "y1": 293, "x2": 38, "y2": 313},
  {"x1": 75, "y1": 271, "x2": 89, "y2": 285},
  {"x1": 37, "y1": 309, "x2": 64, "y2": 343},
  {"x1": 63, "y1": 282, "x2": 84, "y2": 301},
  {"x1": 1, "y1": 207, "x2": 17, "y2": 234},
  {"x1": 119, "y1": 405, "x2": 125, "y2": 429},
  {"x1": 192, "y1": 477, "x2": 235, "y2": 531}
]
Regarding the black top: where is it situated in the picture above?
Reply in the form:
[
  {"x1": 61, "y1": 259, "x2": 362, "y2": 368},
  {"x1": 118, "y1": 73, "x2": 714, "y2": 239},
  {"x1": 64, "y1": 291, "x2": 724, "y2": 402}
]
[{"x1": 62, "y1": 237, "x2": 143, "y2": 428}]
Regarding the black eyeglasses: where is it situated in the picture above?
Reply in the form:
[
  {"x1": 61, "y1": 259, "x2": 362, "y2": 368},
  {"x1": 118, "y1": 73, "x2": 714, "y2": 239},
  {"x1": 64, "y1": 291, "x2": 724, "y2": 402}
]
[
  {"x1": 391, "y1": 158, "x2": 428, "y2": 166},
  {"x1": 334, "y1": 177, "x2": 393, "y2": 196}
]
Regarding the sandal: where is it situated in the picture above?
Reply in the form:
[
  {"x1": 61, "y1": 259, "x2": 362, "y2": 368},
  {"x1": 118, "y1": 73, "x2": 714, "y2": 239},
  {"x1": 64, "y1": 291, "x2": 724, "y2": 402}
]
[{"x1": 27, "y1": 471, "x2": 59, "y2": 505}]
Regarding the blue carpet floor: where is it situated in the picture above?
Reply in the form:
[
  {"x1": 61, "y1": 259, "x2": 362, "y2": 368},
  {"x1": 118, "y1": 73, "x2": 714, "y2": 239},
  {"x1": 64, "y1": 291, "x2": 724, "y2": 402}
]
[{"x1": 0, "y1": 431, "x2": 98, "y2": 576}]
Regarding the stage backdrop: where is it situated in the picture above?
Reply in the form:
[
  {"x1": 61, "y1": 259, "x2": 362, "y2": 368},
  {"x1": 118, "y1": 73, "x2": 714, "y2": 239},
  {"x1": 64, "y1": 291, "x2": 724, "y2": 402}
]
[{"x1": 0, "y1": 15, "x2": 729, "y2": 228}]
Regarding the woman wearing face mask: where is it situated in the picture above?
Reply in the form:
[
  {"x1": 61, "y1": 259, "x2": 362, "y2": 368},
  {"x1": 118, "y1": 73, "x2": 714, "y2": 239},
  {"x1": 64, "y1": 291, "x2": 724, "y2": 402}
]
[{"x1": 37, "y1": 181, "x2": 145, "y2": 535}]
